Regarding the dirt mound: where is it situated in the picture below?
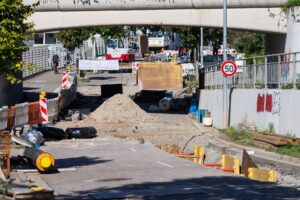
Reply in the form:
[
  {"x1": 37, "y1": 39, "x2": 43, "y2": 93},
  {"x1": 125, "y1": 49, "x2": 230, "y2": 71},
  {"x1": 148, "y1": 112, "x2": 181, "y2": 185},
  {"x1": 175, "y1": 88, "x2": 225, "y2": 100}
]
[{"x1": 90, "y1": 94, "x2": 157, "y2": 123}]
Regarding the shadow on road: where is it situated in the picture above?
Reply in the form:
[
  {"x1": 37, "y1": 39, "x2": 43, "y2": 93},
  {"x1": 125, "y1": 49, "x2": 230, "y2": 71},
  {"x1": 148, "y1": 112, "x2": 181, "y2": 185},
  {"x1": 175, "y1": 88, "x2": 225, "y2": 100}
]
[
  {"x1": 55, "y1": 156, "x2": 113, "y2": 168},
  {"x1": 56, "y1": 176, "x2": 300, "y2": 200}
]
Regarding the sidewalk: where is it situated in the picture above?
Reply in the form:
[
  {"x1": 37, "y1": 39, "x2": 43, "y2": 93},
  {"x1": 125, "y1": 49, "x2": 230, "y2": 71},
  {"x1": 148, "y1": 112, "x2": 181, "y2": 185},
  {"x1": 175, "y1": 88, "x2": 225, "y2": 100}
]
[{"x1": 23, "y1": 69, "x2": 65, "y2": 94}]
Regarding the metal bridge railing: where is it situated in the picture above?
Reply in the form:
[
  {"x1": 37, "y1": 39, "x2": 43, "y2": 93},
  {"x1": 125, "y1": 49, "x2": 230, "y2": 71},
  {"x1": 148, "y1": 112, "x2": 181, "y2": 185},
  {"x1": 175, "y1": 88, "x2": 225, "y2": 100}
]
[{"x1": 202, "y1": 52, "x2": 300, "y2": 90}]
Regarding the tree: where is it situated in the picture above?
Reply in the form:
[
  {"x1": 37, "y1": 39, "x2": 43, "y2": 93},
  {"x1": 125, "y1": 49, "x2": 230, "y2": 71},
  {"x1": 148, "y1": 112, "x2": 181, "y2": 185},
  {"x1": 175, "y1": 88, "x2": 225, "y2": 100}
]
[
  {"x1": 56, "y1": 26, "x2": 125, "y2": 51},
  {"x1": 228, "y1": 30, "x2": 265, "y2": 57},
  {"x1": 0, "y1": 0, "x2": 37, "y2": 83},
  {"x1": 56, "y1": 28, "x2": 91, "y2": 50}
]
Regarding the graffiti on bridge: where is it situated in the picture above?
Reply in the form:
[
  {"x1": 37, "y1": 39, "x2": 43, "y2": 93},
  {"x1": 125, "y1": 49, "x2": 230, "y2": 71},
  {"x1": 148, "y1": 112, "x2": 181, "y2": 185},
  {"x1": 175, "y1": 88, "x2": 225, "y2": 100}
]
[
  {"x1": 257, "y1": 92, "x2": 281, "y2": 115},
  {"x1": 40, "y1": 0, "x2": 175, "y2": 6}
]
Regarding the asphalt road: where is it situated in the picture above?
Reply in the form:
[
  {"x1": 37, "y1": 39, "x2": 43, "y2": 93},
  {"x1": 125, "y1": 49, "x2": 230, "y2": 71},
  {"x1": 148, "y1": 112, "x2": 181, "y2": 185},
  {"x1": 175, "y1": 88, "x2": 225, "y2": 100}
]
[{"x1": 38, "y1": 137, "x2": 300, "y2": 200}]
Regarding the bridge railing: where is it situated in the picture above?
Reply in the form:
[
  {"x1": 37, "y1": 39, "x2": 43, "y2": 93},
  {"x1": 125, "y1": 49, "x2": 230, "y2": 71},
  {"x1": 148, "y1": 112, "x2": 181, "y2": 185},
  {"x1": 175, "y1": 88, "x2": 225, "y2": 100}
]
[{"x1": 202, "y1": 52, "x2": 300, "y2": 89}]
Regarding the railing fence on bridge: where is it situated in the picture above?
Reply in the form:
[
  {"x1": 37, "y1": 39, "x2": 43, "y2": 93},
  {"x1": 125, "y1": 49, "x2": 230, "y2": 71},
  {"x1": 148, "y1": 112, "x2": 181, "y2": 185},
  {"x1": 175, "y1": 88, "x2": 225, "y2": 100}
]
[{"x1": 202, "y1": 52, "x2": 300, "y2": 90}]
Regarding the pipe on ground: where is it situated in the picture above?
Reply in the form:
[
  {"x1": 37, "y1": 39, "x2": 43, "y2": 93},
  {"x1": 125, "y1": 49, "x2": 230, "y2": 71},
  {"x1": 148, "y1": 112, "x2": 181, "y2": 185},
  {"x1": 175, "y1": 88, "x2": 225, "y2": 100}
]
[{"x1": 24, "y1": 147, "x2": 55, "y2": 172}]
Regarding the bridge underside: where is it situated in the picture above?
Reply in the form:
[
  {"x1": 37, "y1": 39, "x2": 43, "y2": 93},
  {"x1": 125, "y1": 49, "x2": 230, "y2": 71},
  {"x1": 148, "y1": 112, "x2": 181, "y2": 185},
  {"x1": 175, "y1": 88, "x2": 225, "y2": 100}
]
[{"x1": 30, "y1": 8, "x2": 286, "y2": 34}]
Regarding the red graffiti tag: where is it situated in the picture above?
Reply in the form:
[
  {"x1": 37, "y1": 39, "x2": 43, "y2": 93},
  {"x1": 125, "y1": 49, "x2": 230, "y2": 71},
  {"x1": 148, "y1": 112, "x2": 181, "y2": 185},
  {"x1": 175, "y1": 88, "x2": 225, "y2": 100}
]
[
  {"x1": 257, "y1": 94, "x2": 265, "y2": 112},
  {"x1": 265, "y1": 94, "x2": 273, "y2": 112}
]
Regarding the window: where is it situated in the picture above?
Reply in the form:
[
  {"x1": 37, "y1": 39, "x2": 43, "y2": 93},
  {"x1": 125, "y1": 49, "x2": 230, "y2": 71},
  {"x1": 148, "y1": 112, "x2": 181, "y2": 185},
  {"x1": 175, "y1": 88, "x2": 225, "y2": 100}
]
[
  {"x1": 45, "y1": 33, "x2": 56, "y2": 44},
  {"x1": 34, "y1": 33, "x2": 43, "y2": 44}
]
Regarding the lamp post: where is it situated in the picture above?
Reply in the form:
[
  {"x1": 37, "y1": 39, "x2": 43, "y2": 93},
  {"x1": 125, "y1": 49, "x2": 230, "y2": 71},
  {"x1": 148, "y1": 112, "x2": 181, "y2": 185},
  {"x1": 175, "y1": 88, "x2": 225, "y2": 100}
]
[{"x1": 223, "y1": 0, "x2": 228, "y2": 128}]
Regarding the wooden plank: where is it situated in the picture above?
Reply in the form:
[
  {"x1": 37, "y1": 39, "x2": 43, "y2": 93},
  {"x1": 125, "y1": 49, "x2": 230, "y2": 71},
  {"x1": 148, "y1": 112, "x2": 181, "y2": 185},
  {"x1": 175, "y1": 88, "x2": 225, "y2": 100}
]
[
  {"x1": 261, "y1": 132, "x2": 300, "y2": 145},
  {"x1": 138, "y1": 62, "x2": 183, "y2": 91},
  {"x1": 252, "y1": 133, "x2": 291, "y2": 146}
]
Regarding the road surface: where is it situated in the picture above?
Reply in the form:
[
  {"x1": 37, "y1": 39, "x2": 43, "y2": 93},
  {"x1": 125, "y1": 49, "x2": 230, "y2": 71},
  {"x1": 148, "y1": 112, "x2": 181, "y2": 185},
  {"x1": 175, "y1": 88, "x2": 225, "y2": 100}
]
[{"x1": 36, "y1": 137, "x2": 300, "y2": 200}]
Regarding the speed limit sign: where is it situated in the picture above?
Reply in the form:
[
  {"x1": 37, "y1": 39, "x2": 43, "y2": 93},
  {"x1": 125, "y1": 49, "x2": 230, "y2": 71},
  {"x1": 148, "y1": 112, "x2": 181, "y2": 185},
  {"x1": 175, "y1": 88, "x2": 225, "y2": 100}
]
[{"x1": 221, "y1": 60, "x2": 237, "y2": 77}]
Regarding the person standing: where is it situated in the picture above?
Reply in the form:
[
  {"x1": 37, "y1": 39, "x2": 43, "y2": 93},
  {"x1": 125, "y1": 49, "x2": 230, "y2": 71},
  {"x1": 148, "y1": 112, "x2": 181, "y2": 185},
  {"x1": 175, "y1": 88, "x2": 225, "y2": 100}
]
[{"x1": 52, "y1": 54, "x2": 59, "y2": 74}]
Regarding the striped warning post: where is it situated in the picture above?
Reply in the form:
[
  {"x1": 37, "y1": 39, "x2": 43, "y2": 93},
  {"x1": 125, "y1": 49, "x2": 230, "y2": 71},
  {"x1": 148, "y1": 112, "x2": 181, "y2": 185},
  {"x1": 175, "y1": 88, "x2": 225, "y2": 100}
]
[
  {"x1": 62, "y1": 71, "x2": 69, "y2": 89},
  {"x1": 40, "y1": 98, "x2": 48, "y2": 124},
  {"x1": 132, "y1": 62, "x2": 140, "y2": 75}
]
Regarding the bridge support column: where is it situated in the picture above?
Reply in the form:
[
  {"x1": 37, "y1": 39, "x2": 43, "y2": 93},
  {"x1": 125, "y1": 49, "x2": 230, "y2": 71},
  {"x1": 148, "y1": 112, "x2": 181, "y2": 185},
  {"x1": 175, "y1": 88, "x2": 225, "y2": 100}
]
[{"x1": 285, "y1": 7, "x2": 300, "y2": 53}]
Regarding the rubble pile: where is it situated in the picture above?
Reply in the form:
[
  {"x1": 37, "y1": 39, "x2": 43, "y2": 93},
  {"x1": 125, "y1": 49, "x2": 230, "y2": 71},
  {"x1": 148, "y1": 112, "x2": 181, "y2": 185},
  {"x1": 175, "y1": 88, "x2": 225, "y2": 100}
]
[{"x1": 91, "y1": 94, "x2": 157, "y2": 123}]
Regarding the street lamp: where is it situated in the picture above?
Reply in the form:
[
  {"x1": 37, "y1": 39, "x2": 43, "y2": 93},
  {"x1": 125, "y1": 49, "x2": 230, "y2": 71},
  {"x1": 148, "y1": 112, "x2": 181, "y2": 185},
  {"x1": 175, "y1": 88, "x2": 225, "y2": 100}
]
[{"x1": 223, "y1": 0, "x2": 228, "y2": 128}]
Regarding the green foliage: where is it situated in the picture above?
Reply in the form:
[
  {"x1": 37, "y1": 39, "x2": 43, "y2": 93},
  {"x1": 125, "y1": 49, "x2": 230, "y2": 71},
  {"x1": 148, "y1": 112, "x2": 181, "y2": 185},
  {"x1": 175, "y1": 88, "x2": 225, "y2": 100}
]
[
  {"x1": 268, "y1": 145, "x2": 300, "y2": 158},
  {"x1": 0, "y1": 0, "x2": 37, "y2": 83},
  {"x1": 228, "y1": 30, "x2": 265, "y2": 57},
  {"x1": 283, "y1": 0, "x2": 300, "y2": 12},
  {"x1": 56, "y1": 26, "x2": 124, "y2": 50}
]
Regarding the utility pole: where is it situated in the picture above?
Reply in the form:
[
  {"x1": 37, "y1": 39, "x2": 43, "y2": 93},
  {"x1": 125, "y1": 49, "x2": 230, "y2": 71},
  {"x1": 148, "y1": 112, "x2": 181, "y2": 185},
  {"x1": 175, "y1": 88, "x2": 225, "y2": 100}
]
[
  {"x1": 200, "y1": 27, "x2": 204, "y2": 69},
  {"x1": 223, "y1": 0, "x2": 228, "y2": 128}
]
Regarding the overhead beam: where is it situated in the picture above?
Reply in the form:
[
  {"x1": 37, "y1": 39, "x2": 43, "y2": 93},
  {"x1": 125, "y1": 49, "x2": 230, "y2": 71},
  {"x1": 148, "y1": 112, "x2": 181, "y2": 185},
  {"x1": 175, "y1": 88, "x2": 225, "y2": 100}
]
[{"x1": 23, "y1": 0, "x2": 286, "y2": 11}]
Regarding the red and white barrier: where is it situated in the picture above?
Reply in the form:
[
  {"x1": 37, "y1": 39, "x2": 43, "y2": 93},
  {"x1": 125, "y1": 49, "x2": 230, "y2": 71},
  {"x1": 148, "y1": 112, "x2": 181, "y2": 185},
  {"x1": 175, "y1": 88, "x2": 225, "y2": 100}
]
[
  {"x1": 132, "y1": 62, "x2": 140, "y2": 75},
  {"x1": 62, "y1": 71, "x2": 69, "y2": 89},
  {"x1": 40, "y1": 98, "x2": 48, "y2": 124}
]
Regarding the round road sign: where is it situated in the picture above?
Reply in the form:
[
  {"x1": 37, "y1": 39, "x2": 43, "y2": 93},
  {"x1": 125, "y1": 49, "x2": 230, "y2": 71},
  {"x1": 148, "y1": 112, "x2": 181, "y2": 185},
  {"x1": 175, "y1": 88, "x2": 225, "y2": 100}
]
[{"x1": 221, "y1": 60, "x2": 237, "y2": 77}]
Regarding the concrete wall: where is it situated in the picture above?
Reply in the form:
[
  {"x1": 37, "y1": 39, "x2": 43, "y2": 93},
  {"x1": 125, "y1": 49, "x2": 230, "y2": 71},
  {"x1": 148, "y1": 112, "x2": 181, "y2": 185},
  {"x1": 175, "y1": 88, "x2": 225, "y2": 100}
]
[{"x1": 199, "y1": 89, "x2": 300, "y2": 137}]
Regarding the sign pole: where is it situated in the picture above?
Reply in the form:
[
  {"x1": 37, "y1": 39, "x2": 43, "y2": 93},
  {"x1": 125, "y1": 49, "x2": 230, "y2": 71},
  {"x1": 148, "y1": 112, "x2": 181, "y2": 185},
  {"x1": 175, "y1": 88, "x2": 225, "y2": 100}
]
[{"x1": 223, "y1": 0, "x2": 228, "y2": 129}]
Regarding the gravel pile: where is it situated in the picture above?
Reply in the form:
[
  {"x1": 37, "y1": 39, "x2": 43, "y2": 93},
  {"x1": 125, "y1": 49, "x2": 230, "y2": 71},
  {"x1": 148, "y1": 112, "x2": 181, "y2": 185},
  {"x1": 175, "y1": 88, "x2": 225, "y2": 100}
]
[{"x1": 90, "y1": 94, "x2": 157, "y2": 123}]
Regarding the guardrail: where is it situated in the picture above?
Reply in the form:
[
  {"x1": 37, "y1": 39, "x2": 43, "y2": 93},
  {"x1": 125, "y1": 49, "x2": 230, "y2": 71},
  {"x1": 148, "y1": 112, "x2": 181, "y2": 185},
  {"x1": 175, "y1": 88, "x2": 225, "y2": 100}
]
[
  {"x1": 202, "y1": 52, "x2": 300, "y2": 89},
  {"x1": 0, "y1": 72, "x2": 78, "y2": 130}
]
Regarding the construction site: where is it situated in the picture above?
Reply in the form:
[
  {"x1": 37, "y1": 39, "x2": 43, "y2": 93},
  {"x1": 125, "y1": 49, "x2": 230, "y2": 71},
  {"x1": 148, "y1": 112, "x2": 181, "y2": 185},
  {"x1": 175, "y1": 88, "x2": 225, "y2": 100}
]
[
  {"x1": 1, "y1": 1, "x2": 300, "y2": 198},
  {"x1": 0, "y1": 59, "x2": 300, "y2": 199}
]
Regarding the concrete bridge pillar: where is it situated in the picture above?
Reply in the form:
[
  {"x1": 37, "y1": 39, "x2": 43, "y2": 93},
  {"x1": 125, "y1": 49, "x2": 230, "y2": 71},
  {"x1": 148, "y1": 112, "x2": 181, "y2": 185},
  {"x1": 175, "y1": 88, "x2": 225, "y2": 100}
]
[{"x1": 285, "y1": 7, "x2": 300, "y2": 53}]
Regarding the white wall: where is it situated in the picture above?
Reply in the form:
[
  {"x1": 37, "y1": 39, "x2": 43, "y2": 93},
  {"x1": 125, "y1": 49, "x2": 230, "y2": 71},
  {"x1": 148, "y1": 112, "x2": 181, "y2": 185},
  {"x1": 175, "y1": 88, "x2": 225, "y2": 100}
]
[{"x1": 199, "y1": 89, "x2": 300, "y2": 137}]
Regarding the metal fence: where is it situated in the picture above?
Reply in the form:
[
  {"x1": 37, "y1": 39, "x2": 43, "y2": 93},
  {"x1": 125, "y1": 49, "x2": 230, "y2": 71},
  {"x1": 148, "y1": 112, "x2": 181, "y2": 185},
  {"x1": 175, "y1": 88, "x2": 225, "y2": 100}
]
[
  {"x1": 22, "y1": 44, "x2": 78, "y2": 79},
  {"x1": 202, "y1": 52, "x2": 300, "y2": 89}
]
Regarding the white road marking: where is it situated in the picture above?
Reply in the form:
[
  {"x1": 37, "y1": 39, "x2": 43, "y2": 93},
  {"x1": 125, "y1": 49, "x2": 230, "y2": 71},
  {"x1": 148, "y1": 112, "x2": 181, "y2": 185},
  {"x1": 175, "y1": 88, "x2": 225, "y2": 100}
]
[
  {"x1": 129, "y1": 148, "x2": 136, "y2": 152},
  {"x1": 156, "y1": 161, "x2": 174, "y2": 168}
]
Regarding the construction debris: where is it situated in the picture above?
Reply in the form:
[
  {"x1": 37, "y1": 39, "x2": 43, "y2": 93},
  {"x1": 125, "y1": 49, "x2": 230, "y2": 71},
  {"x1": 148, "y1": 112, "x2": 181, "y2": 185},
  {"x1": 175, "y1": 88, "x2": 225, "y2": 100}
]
[{"x1": 253, "y1": 133, "x2": 300, "y2": 146}]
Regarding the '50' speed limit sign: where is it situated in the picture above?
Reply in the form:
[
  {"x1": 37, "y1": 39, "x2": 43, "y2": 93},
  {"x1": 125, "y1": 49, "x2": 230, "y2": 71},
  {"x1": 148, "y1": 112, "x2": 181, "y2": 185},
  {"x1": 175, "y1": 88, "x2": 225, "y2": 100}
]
[{"x1": 221, "y1": 60, "x2": 237, "y2": 77}]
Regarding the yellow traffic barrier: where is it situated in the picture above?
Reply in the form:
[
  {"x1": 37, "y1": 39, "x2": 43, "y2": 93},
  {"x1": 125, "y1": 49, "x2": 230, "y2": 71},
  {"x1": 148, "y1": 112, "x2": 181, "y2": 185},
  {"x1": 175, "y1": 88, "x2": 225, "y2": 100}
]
[
  {"x1": 221, "y1": 154, "x2": 235, "y2": 169},
  {"x1": 193, "y1": 145, "x2": 199, "y2": 163},
  {"x1": 220, "y1": 154, "x2": 240, "y2": 174},
  {"x1": 198, "y1": 147, "x2": 205, "y2": 165},
  {"x1": 248, "y1": 168, "x2": 277, "y2": 182},
  {"x1": 233, "y1": 159, "x2": 240, "y2": 175}
]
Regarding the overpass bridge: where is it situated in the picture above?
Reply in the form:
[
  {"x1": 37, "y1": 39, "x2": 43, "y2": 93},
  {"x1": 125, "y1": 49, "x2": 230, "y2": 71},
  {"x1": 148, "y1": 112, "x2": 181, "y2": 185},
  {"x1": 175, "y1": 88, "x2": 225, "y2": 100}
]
[{"x1": 25, "y1": 0, "x2": 299, "y2": 53}]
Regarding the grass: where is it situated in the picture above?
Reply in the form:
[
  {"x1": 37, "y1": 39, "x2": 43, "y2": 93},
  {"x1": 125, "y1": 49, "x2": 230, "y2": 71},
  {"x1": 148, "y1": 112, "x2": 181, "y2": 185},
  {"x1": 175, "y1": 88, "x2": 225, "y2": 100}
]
[
  {"x1": 222, "y1": 127, "x2": 253, "y2": 146},
  {"x1": 268, "y1": 145, "x2": 300, "y2": 158}
]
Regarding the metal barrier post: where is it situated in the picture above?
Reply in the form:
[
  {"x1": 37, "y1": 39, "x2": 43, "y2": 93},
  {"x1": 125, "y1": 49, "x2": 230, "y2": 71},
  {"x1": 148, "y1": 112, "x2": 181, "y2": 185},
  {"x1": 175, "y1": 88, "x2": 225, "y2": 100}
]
[
  {"x1": 253, "y1": 58, "x2": 256, "y2": 88},
  {"x1": 278, "y1": 55, "x2": 281, "y2": 89},
  {"x1": 264, "y1": 57, "x2": 268, "y2": 89},
  {"x1": 293, "y1": 53, "x2": 297, "y2": 89},
  {"x1": 242, "y1": 64, "x2": 245, "y2": 88}
]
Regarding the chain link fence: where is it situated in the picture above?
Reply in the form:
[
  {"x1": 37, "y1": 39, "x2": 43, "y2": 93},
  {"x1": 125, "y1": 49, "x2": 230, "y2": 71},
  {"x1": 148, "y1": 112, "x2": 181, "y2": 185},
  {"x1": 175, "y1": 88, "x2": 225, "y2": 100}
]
[{"x1": 202, "y1": 52, "x2": 300, "y2": 90}]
